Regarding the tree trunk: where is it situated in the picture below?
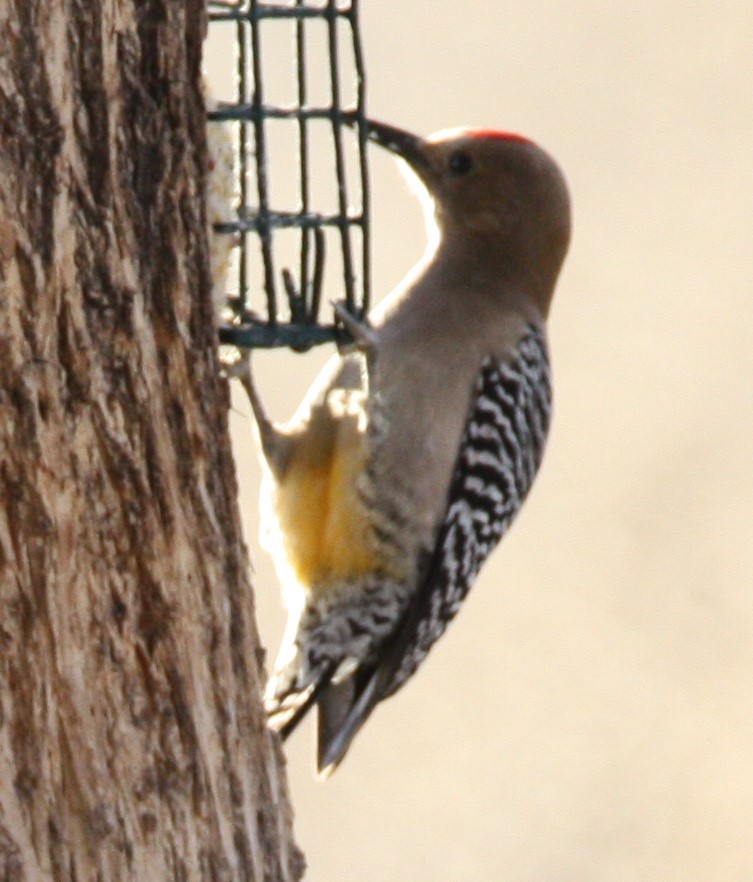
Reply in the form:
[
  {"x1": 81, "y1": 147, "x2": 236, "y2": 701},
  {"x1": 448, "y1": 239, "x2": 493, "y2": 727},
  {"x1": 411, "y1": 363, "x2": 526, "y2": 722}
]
[{"x1": 0, "y1": 2, "x2": 303, "y2": 880}]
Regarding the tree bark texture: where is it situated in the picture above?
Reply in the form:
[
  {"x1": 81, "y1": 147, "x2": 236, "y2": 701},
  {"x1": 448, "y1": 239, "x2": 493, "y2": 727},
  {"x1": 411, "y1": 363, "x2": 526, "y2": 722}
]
[{"x1": 0, "y1": 2, "x2": 303, "y2": 880}]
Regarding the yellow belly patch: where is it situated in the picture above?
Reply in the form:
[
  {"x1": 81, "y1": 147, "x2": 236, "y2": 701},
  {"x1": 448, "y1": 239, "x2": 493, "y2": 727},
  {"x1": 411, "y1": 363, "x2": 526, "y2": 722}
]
[{"x1": 272, "y1": 392, "x2": 379, "y2": 596}]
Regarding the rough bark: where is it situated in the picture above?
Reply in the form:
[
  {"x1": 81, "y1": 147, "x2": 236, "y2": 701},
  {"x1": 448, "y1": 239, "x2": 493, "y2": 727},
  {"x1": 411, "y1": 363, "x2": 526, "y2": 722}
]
[{"x1": 0, "y1": 2, "x2": 303, "y2": 880}]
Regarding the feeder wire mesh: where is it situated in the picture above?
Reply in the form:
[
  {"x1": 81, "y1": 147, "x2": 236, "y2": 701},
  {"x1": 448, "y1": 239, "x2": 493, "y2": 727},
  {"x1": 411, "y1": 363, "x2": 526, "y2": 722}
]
[{"x1": 208, "y1": 0, "x2": 370, "y2": 351}]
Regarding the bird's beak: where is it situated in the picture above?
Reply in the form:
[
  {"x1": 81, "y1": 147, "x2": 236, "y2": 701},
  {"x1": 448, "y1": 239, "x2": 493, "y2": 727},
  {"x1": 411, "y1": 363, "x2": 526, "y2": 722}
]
[{"x1": 361, "y1": 119, "x2": 428, "y2": 172}]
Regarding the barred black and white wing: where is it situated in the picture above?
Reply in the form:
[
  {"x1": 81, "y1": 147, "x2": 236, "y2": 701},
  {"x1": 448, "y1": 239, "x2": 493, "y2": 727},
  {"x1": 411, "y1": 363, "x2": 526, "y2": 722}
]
[
  {"x1": 385, "y1": 323, "x2": 552, "y2": 694},
  {"x1": 317, "y1": 324, "x2": 552, "y2": 772}
]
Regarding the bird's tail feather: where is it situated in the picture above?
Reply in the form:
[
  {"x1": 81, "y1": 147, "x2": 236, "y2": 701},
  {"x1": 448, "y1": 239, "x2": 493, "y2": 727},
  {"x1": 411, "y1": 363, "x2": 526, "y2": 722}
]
[
  {"x1": 315, "y1": 659, "x2": 397, "y2": 776},
  {"x1": 316, "y1": 679, "x2": 358, "y2": 776},
  {"x1": 266, "y1": 660, "x2": 336, "y2": 741}
]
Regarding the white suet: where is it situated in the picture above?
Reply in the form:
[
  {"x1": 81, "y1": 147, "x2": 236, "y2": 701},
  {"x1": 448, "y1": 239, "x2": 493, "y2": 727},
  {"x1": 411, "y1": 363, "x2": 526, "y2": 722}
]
[{"x1": 205, "y1": 92, "x2": 237, "y2": 322}]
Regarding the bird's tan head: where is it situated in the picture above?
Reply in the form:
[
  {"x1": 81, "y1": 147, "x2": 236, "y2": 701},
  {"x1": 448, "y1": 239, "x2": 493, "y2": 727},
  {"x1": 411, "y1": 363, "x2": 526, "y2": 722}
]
[{"x1": 364, "y1": 120, "x2": 571, "y2": 315}]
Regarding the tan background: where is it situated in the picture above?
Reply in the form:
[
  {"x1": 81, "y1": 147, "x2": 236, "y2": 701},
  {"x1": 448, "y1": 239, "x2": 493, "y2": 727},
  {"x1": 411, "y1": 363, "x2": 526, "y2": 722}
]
[{"x1": 205, "y1": 2, "x2": 753, "y2": 879}]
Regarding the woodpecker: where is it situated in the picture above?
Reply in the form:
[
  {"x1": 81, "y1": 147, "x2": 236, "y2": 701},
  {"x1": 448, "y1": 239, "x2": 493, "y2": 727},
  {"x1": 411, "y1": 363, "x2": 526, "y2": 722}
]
[{"x1": 234, "y1": 120, "x2": 570, "y2": 776}]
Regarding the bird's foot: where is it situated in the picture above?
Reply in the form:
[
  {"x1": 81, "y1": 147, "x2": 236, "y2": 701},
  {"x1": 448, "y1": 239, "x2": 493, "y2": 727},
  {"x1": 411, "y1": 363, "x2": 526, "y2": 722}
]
[
  {"x1": 332, "y1": 301, "x2": 378, "y2": 353},
  {"x1": 220, "y1": 347, "x2": 252, "y2": 385}
]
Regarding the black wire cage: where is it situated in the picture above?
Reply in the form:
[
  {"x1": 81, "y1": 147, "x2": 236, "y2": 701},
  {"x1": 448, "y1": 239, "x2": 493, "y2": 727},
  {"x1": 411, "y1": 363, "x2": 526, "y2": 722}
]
[{"x1": 207, "y1": 0, "x2": 371, "y2": 351}]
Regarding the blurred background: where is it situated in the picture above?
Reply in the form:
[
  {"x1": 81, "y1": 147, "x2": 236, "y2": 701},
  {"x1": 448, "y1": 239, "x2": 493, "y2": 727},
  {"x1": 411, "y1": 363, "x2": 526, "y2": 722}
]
[{"x1": 205, "y1": 2, "x2": 753, "y2": 879}]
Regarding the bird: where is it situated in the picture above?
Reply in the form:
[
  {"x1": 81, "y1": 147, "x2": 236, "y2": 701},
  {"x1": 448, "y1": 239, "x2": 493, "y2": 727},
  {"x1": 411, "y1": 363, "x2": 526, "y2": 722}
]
[{"x1": 232, "y1": 119, "x2": 571, "y2": 776}]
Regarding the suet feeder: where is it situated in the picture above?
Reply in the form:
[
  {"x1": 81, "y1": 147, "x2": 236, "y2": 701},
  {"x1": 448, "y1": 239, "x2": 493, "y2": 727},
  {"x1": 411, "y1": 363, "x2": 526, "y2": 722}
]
[{"x1": 207, "y1": 0, "x2": 371, "y2": 351}]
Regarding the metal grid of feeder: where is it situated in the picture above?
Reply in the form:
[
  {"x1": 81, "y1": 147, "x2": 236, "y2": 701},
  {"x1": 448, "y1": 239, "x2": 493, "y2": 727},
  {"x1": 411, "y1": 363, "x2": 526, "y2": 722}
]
[{"x1": 208, "y1": 0, "x2": 370, "y2": 350}]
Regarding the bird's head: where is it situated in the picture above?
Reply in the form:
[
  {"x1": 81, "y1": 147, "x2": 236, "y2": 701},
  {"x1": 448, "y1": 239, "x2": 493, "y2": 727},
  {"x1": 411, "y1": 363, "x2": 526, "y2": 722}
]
[{"x1": 363, "y1": 120, "x2": 571, "y2": 308}]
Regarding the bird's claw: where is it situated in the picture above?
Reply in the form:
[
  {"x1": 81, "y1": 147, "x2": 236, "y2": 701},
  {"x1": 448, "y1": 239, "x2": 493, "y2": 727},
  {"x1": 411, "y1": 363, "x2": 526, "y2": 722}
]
[
  {"x1": 332, "y1": 301, "x2": 378, "y2": 353},
  {"x1": 220, "y1": 347, "x2": 252, "y2": 383}
]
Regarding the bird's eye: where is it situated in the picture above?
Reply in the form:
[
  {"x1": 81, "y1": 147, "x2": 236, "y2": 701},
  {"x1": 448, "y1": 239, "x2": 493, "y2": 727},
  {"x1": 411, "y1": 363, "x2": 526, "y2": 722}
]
[{"x1": 448, "y1": 151, "x2": 474, "y2": 176}]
